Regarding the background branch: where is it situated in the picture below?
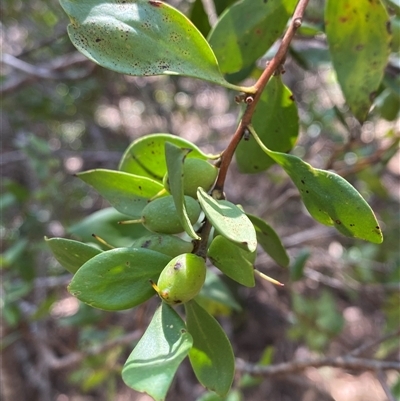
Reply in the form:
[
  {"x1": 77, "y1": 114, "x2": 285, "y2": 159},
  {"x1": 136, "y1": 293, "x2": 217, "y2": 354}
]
[
  {"x1": 236, "y1": 355, "x2": 400, "y2": 376},
  {"x1": 1, "y1": 52, "x2": 95, "y2": 94},
  {"x1": 39, "y1": 329, "x2": 143, "y2": 371},
  {"x1": 214, "y1": 0, "x2": 310, "y2": 194}
]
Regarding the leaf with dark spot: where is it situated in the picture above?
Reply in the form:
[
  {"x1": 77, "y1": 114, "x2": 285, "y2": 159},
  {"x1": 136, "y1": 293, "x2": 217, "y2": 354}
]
[
  {"x1": 325, "y1": 0, "x2": 391, "y2": 122},
  {"x1": 59, "y1": 0, "x2": 245, "y2": 90}
]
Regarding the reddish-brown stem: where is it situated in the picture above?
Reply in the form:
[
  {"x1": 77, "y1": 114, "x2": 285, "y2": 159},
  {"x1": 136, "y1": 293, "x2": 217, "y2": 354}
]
[{"x1": 213, "y1": 0, "x2": 310, "y2": 195}]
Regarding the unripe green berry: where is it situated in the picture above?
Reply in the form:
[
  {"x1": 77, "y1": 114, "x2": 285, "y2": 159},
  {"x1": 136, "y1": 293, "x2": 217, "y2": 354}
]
[
  {"x1": 163, "y1": 158, "x2": 218, "y2": 198},
  {"x1": 142, "y1": 195, "x2": 200, "y2": 234},
  {"x1": 156, "y1": 253, "x2": 206, "y2": 305}
]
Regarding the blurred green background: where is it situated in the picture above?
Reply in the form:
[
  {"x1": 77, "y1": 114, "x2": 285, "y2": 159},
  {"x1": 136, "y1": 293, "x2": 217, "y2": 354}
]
[{"x1": 1, "y1": 1, "x2": 399, "y2": 400}]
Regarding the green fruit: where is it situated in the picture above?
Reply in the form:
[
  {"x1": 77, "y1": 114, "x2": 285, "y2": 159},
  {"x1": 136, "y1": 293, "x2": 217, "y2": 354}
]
[
  {"x1": 142, "y1": 195, "x2": 201, "y2": 234},
  {"x1": 157, "y1": 253, "x2": 206, "y2": 305},
  {"x1": 163, "y1": 158, "x2": 218, "y2": 198},
  {"x1": 131, "y1": 234, "x2": 194, "y2": 258}
]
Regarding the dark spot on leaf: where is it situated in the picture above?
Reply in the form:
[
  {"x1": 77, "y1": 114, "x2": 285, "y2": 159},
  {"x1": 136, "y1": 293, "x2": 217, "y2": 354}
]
[
  {"x1": 355, "y1": 44, "x2": 364, "y2": 51},
  {"x1": 142, "y1": 240, "x2": 151, "y2": 248},
  {"x1": 375, "y1": 226, "x2": 380, "y2": 230},
  {"x1": 126, "y1": 261, "x2": 130, "y2": 266},
  {"x1": 149, "y1": 0, "x2": 162, "y2": 7},
  {"x1": 350, "y1": 223, "x2": 355, "y2": 227},
  {"x1": 306, "y1": 190, "x2": 309, "y2": 193},
  {"x1": 301, "y1": 180, "x2": 305, "y2": 184},
  {"x1": 369, "y1": 91, "x2": 377, "y2": 102},
  {"x1": 173, "y1": 299, "x2": 182, "y2": 304},
  {"x1": 180, "y1": 329, "x2": 187, "y2": 333},
  {"x1": 289, "y1": 94, "x2": 295, "y2": 101},
  {"x1": 174, "y1": 261, "x2": 182, "y2": 271},
  {"x1": 339, "y1": 16, "x2": 348, "y2": 23},
  {"x1": 386, "y1": 20, "x2": 391, "y2": 34},
  {"x1": 96, "y1": 38, "x2": 102, "y2": 42},
  {"x1": 335, "y1": 220, "x2": 341, "y2": 225}
]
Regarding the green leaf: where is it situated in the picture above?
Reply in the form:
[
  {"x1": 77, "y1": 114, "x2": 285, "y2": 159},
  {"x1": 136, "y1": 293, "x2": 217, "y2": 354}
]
[
  {"x1": 196, "y1": 270, "x2": 242, "y2": 316},
  {"x1": 197, "y1": 188, "x2": 257, "y2": 252},
  {"x1": 196, "y1": 389, "x2": 243, "y2": 401},
  {"x1": 131, "y1": 233, "x2": 194, "y2": 258},
  {"x1": 59, "y1": 0, "x2": 244, "y2": 90},
  {"x1": 251, "y1": 129, "x2": 383, "y2": 243},
  {"x1": 325, "y1": 0, "x2": 391, "y2": 122},
  {"x1": 235, "y1": 76, "x2": 298, "y2": 173},
  {"x1": 68, "y1": 248, "x2": 170, "y2": 310},
  {"x1": 185, "y1": 300, "x2": 235, "y2": 396},
  {"x1": 189, "y1": 0, "x2": 211, "y2": 38},
  {"x1": 215, "y1": 0, "x2": 239, "y2": 16},
  {"x1": 208, "y1": 0, "x2": 296, "y2": 74},
  {"x1": 1, "y1": 239, "x2": 28, "y2": 269},
  {"x1": 119, "y1": 133, "x2": 213, "y2": 181},
  {"x1": 122, "y1": 303, "x2": 193, "y2": 401},
  {"x1": 375, "y1": 88, "x2": 400, "y2": 121},
  {"x1": 290, "y1": 248, "x2": 311, "y2": 281},
  {"x1": 246, "y1": 215, "x2": 289, "y2": 267},
  {"x1": 383, "y1": 0, "x2": 400, "y2": 16},
  {"x1": 68, "y1": 207, "x2": 150, "y2": 248},
  {"x1": 76, "y1": 169, "x2": 163, "y2": 218},
  {"x1": 165, "y1": 142, "x2": 200, "y2": 239},
  {"x1": 207, "y1": 236, "x2": 255, "y2": 287},
  {"x1": 45, "y1": 237, "x2": 102, "y2": 274}
]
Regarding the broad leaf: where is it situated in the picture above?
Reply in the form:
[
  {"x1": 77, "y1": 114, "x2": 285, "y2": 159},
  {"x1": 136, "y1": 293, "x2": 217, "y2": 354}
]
[
  {"x1": 189, "y1": 0, "x2": 211, "y2": 38},
  {"x1": 45, "y1": 237, "x2": 101, "y2": 274},
  {"x1": 68, "y1": 207, "x2": 150, "y2": 248},
  {"x1": 236, "y1": 76, "x2": 298, "y2": 173},
  {"x1": 196, "y1": 270, "x2": 242, "y2": 316},
  {"x1": 68, "y1": 248, "x2": 170, "y2": 310},
  {"x1": 76, "y1": 169, "x2": 163, "y2": 218},
  {"x1": 251, "y1": 130, "x2": 383, "y2": 243},
  {"x1": 119, "y1": 133, "x2": 213, "y2": 181},
  {"x1": 122, "y1": 303, "x2": 193, "y2": 401},
  {"x1": 207, "y1": 236, "x2": 255, "y2": 287},
  {"x1": 325, "y1": 0, "x2": 391, "y2": 122},
  {"x1": 214, "y1": 0, "x2": 239, "y2": 16},
  {"x1": 208, "y1": 0, "x2": 296, "y2": 74},
  {"x1": 197, "y1": 188, "x2": 257, "y2": 252},
  {"x1": 59, "y1": 0, "x2": 244, "y2": 90},
  {"x1": 131, "y1": 233, "x2": 193, "y2": 258},
  {"x1": 185, "y1": 300, "x2": 235, "y2": 397},
  {"x1": 165, "y1": 142, "x2": 200, "y2": 239},
  {"x1": 246, "y1": 215, "x2": 289, "y2": 267}
]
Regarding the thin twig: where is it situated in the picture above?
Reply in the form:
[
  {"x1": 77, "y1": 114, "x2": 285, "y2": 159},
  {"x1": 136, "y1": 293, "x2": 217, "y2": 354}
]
[
  {"x1": 41, "y1": 330, "x2": 143, "y2": 371},
  {"x1": 1, "y1": 52, "x2": 95, "y2": 94},
  {"x1": 376, "y1": 370, "x2": 397, "y2": 401},
  {"x1": 213, "y1": 0, "x2": 310, "y2": 194},
  {"x1": 350, "y1": 328, "x2": 400, "y2": 357},
  {"x1": 0, "y1": 150, "x2": 122, "y2": 166},
  {"x1": 200, "y1": 0, "x2": 218, "y2": 26},
  {"x1": 236, "y1": 355, "x2": 400, "y2": 377}
]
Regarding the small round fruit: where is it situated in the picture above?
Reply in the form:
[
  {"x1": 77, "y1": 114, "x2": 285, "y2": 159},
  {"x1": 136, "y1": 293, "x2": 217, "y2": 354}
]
[
  {"x1": 157, "y1": 253, "x2": 206, "y2": 305},
  {"x1": 131, "y1": 234, "x2": 194, "y2": 258},
  {"x1": 142, "y1": 195, "x2": 201, "y2": 234},
  {"x1": 163, "y1": 158, "x2": 218, "y2": 198}
]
